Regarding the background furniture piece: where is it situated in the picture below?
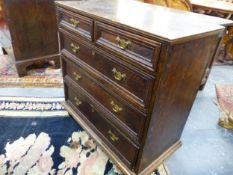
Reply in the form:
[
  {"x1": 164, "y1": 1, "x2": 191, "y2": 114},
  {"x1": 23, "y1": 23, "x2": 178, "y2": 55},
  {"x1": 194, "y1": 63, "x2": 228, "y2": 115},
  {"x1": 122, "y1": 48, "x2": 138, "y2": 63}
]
[
  {"x1": 144, "y1": 0, "x2": 233, "y2": 89},
  {"x1": 190, "y1": 0, "x2": 233, "y2": 88},
  {"x1": 191, "y1": 0, "x2": 233, "y2": 61},
  {"x1": 0, "y1": 0, "x2": 59, "y2": 76},
  {"x1": 191, "y1": 0, "x2": 233, "y2": 15},
  {"x1": 0, "y1": 1, "x2": 3, "y2": 19},
  {"x1": 0, "y1": 0, "x2": 9, "y2": 56},
  {"x1": 144, "y1": 0, "x2": 192, "y2": 11},
  {"x1": 56, "y1": 0, "x2": 224, "y2": 174}
]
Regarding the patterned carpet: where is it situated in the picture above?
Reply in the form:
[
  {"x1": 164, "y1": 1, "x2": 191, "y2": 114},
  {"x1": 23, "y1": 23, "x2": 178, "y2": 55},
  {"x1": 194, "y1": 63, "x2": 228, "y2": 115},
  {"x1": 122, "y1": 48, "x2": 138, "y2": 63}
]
[
  {"x1": 0, "y1": 54, "x2": 63, "y2": 88},
  {"x1": 0, "y1": 96, "x2": 169, "y2": 175},
  {"x1": 215, "y1": 84, "x2": 233, "y2": 129}
]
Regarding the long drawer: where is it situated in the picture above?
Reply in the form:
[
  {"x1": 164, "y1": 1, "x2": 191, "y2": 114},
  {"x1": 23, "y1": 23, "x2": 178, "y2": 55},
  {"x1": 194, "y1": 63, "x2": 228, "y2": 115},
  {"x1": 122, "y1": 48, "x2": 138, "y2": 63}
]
[
  {"x1": 65, "y1": 80, "x2": 139, "y2": 168},
  {"x1": 94, "y1": 21, "x2": 161, "y2": 73},
  {"x1": 60, "y1": 29, "x2": 155, "y2": 112},
  {"x1": 62, "y1": 55, "x2": 146, "y2": 141},
  {"x1": 57, "y1": 7, "x2": 93, "y2": 41}
]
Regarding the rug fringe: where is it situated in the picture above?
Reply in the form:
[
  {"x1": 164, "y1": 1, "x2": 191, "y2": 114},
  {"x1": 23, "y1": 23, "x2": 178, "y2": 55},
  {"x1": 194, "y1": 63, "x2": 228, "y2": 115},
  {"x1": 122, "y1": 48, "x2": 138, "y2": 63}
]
[
  {"x1": 0, "y1": 96, "x2": 65, "y2": 102},
  {"x1": 0, "y1": 110, "x2": 69, "y2": 117}
]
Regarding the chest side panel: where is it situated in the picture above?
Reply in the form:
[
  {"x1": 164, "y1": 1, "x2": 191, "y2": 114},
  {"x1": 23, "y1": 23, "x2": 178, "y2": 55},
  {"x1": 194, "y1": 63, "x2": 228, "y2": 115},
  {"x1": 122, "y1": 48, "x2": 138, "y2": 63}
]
[{"x1": 137, "y1": 33, "x2": 222, "y2": 173}]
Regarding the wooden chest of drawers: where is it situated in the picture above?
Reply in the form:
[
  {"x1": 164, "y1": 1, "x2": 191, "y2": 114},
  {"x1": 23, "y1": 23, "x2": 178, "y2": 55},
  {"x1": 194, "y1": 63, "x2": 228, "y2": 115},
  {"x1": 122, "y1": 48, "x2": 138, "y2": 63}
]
[
  {"x1": 1, "y1": 0, "x2": 60, "y2": 76},
  {"x1": 56, "y1": 0, "x2": 224, "y2": 174}
]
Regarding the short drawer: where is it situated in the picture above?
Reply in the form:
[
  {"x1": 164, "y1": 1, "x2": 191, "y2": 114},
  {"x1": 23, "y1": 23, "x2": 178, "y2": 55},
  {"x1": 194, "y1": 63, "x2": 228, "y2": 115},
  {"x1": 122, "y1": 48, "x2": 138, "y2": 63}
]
[
  {"x1": 94, "y1": 21, "x2": 161, "y2": 72},
  {"x1": 66, "y1": 82, "x2": 139, "y2": 168},
  {"x1": 59, "y1": 29, "x2": 93, "y2": 61},
  {"x1": 60, "y1": 30, "x2": 155, "y2": 111},
  {"x1": 57, "y1": 8, "x2": 93, "y2": 41},
  {"x1": 62, "y1": 55, "x2": 146, "y2": 140}
]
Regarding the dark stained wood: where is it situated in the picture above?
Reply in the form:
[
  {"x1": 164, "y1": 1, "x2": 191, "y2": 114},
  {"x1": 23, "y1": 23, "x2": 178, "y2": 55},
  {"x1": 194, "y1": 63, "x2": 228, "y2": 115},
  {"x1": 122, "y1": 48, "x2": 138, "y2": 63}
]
[
  {"x1": 60, "y1": 28, "x2": 155, "y2": 112},
  {"x1": 57, "y1": 7, "x2": 93, "y2": 41},
  {"x1": 136, "y1": 33, "x2": 222, "y2": 172},
  {"x1": 2, "y1": 0, "x2": 60, "y2": 76},
  {"x1": 190, "y1": 0, "x2": 233, "y2": 89},
  {"x1": 56, "y1": 0, "x2": 224, "y2": 43},
  {"x1": 65, "y1": 78, "x2": 140, "y2": 168},
  {"x1": 0, "y1": 1, "x2": 14, "y2": 58},
  {"x1": 0, "y1": 1, "x2": 3, "y2": 19},
  {"x1": 94, "y1": 21, "x2": 161, "y2": 73},
  {"x1": 56, "y1": 0, "x2": 225, "y2": 174},
  {"x1": 62, "y1": 55, "x2": 146, "y2": 142}
]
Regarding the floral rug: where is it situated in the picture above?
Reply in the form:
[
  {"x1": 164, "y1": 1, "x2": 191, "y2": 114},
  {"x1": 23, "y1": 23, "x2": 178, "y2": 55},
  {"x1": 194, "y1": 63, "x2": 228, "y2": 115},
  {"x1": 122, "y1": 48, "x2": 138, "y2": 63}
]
[
  {"x1": 0, "y1": 54, "x2": 63, "y2": 88},
  {"x1": 215, "y1": 84, "x2": 233, "y2": 129},
  {"x1": 0, "y1": 96, "x2": 169, "y2": 175}
]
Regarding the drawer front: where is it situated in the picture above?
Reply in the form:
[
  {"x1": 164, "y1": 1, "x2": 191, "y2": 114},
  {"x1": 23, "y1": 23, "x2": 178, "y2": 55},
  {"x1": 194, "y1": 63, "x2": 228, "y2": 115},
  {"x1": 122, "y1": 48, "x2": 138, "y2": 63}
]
[
  {"x1": 94, "y1": 21, "x2": 161, "y2": 72},
  {"x1": 62, "y1": 56, "x2": 146, "y2": 139},
  {"x1": 58, "y1": 8, "x2": 93, "y2": 41},
  {"x1": 66, "y1": 82, "x2": 139, "y2": 167},
  {"x1": 60, "y1": 30, "x2": 155, "y2": 110}
]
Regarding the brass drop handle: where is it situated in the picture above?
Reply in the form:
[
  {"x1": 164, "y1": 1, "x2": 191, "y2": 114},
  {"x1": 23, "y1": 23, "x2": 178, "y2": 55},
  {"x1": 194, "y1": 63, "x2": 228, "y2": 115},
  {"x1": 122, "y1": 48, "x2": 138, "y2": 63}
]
[
  {"x1": 70, "y1": 43, "x2": 80, "y2": 53},
  {"x1": 74, "y1": 97, "x2": 82, "y2": 106},
  {"x1": 69, "y1": 18, "x2": 80, "y2": 28},
  {"x1": 110, "y1": 100, "x2": 122, "y2": 113},
  {"x1": 108, "y1": 130, "x2": 119, "y2": 142},
  {"x1": 115, "y1": 36, "x2": 131, "y2": 50},
  {"x1": 73, "y1": 72, "x2": 82, "y2": 81},
  {"x1": 112, "y1": 68, "x2": 126, "y2": 81}
]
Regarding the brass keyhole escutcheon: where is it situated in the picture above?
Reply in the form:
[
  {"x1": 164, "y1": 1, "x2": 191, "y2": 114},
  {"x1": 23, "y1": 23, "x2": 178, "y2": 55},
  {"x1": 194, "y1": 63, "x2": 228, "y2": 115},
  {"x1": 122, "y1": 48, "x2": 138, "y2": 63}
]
[
  {"x1": 115, "y1": 36, "x2": 131, "y2": 50},
  {"x1": 74, "y1": 97, "x2": 82, "y2": 106},
  {"x1": 112, "y1": 68, "x2": 126, "y2": 81},
  {"x1": 70, "y1": 43, "x2": 80, "y2": 53},
  {"x1": 90, "y1": 104, "x2": 96, "y2": 113},
  {"x1": 73, "y1": 72, "x2": 82, "y2": 81},
  {"x1": 110, "y1": 100, "x2": 122, "y2": 113},
  {"x1": 91, "y1": 50, "x2": 95, "y2": 56},
  {"x1": 108, "y1": 130, "x2": 119, "y2": 142}
]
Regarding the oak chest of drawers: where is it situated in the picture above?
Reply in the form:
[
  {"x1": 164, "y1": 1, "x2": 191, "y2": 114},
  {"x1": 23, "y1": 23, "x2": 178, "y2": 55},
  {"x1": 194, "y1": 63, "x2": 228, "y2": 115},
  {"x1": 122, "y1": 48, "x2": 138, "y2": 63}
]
[{"x1": 56, "y1": 0, "x2": 224, "y2": 174}]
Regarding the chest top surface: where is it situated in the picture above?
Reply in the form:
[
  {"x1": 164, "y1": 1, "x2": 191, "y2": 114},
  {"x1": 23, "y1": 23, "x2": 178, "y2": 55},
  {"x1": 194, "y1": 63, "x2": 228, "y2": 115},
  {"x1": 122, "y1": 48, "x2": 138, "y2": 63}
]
[{"x1": 55, "y1": 0, "x2": 228, "y2": 43}]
